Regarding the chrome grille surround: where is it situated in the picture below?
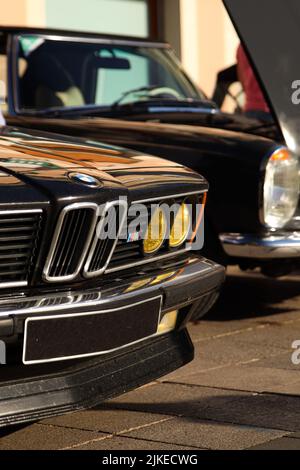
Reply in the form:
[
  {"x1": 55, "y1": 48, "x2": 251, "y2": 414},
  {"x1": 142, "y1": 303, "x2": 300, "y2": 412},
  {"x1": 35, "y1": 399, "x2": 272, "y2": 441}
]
[
  {"x1": 43, "y1": 202, "x2": 98, "y2": 283},
  {"x1": 83, "y1": 200, "x2": 128, "y2": 279}
]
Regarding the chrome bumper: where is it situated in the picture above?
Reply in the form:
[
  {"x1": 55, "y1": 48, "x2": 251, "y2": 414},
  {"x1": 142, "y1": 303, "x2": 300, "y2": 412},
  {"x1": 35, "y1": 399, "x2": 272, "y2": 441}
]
[
  {"x1": 220, "y1": 232, "x2": 300, "y2": 259},
  {"x1": 0, "y1": 255, "x2": 224, "y2": 336}
]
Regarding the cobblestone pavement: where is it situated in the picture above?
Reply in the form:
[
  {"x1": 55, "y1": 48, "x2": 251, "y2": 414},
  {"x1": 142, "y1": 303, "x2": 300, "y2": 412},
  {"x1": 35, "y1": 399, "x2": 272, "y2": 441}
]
[{"x1": 1, "y1": 268, "x2": 300, "y2": 450}]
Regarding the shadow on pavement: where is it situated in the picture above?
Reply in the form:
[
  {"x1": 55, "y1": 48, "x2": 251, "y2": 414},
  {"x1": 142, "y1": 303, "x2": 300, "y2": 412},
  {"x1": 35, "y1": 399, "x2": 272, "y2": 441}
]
[
  {"x1": 206, "y1": 272, "x2": 300, "y2": 321},
  {"x1": 101, "y1": 391, "x2": 300, "y2": 432},
  {"x1": 0, "y1": 423, "x2": 31, "y2": 438}
]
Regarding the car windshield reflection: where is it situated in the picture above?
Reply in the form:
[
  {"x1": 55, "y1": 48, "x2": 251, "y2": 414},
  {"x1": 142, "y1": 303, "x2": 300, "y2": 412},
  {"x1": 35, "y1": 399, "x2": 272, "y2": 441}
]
[{"x1": 16, "y1": 34, "x2": 204, "y2": 112}]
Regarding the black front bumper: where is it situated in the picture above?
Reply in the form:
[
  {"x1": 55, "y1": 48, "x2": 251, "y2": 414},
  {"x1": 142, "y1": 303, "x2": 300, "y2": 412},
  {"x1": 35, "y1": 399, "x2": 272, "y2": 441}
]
[
  {"x1": 0, "y1": 255, "x2": 224, "y2": 426},
  {"x1": 0, "y1": 329, "x2": 193, "y2": 428}
]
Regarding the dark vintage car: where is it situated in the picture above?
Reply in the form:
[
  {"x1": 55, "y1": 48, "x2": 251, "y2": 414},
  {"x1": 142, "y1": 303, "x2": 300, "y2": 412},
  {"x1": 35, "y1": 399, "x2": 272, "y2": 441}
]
[
  {"x1": 0, "y1": 124, "x2": 224, "y2": 427},
  {"x1": 2, "y1": 23, "x2": 299, "y2": 278}
]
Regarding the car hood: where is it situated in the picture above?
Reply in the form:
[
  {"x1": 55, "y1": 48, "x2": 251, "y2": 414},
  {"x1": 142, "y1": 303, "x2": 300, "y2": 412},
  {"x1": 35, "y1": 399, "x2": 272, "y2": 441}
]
[
  {"x1": 0, "y1": 126, "x2": 205, "y2": 202},
  {"x1": 224, "y1": 0, "x2": 300, "y2": 155},
  {"x1": 0, "y1": 126, "x2": 181, "y2": 172}
]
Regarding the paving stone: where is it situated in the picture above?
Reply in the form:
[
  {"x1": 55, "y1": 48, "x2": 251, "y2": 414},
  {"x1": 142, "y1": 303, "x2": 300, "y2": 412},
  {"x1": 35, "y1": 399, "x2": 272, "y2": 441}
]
[
  {"x1": 188, "y1": 319, "x2": 254, "y2": 342},
  {"x1": 250, "y1": 437, "x2": 300, "y2": 450},
  {"x1": 249, "y1": 352, "x2": 300, "y2": 371},
  {"x1": 107, "y1": 382, "x2": 250, "y2": 418},
  {"x1": 123, "y1": 416, "x2": 287, "y2": 450},
  {"x1": 250, "y1": 307, "x2": 300, "y2": 325},
  {"x1": 266, "y1": 381, "x2": 300, "y2": 396},
  {"x1": 0, "y1": 423, "x2": 103, "y2": 450},
  {"x1": 43, "y1": 409, "x2": 171, "y2": 433},
  {"x1": 165, "y1": 320, "x2": 294, "y2": 382},
  {"x1": 163, "y1": 353, "x2": 228, "y2": 382},
  {"x1": 74, "y1": 436, "x2": 200, "y2": 450},
  {"x1": 168, "y1": 334, "x2": 288, "y2": 379},
  {"x1": 232, "y1": 323, "x2": 300, "y2": 352},
  {"x1": 193, "y1": 393, "x2": 300, "y2": 432},
  {"x1": 207, "y1": 333, "x2": 285, "y2": 363},
  {"x1": 167, "y1": 365, "x2": 300, "y2": 394}
]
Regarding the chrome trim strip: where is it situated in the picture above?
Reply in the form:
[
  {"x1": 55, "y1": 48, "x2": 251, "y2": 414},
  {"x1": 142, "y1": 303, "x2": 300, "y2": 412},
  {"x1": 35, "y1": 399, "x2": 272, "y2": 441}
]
[
  {"x1": 0, "y1": 208, "x2": 43, "y2": 289},
  {"x1": 83, "y1": 200, "x2": 128, "y2": 278},
  {"x1": 0, "y1": 292, "x2": 103, "y2": 317},
  {"x1": 220, "y1": 232, "x2": 300, "y2": 259},
  {"x1": 16, "y1": 33, "x2": 168, "y2": 49},
  {"x1": 0, "y1": 255, "x2": 213, "y2": 318},
  {"x1": 148, "y1": 107, "x2": 217, "y2": 114},
  {"x1": 0, "y1": 281, "x2": 28, "y2": 289},
  {"x1": 43, "y1": 202, "x2": 98, "y2": 283},
  {"x1": 22, "y1": 295, "x2": 163, "y2": 365},
  {"x1": 133, "y1": 190, "x2": 206, "y2": 204},
  {"x1": 0, "y1": 209, "x2": 43, "y2": 215}
]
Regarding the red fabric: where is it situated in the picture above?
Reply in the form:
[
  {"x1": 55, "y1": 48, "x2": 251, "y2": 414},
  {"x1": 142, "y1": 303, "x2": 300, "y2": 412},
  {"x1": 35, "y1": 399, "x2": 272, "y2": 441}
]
[{"x1": 237, "y1": 44, "x2": 269, "y2": 113}]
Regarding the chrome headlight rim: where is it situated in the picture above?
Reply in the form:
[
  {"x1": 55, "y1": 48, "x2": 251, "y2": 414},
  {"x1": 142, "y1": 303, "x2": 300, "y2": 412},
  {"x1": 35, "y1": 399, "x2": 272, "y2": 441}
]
[{"x1": 260, "y1": 147, "x2": 300, "y2": 230}]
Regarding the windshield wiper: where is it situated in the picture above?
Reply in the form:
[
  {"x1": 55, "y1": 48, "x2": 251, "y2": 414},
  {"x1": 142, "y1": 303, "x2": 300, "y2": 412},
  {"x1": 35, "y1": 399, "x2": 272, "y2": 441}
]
[
  {"x1": 30, "y1": 104, "x2": 112, "y2": 118},
  {"x1": 29, "y1": 96, "x2": 216, "y2": 118},
  {"x1": 111, "y1": 85, "x2": 165, "y2": 108},
  {"x1": 80, "y1": 98, "x2": 217, "y2": 117},
  {"x1": 30, "y1": 92, "x2": 173, "y2": 117}
]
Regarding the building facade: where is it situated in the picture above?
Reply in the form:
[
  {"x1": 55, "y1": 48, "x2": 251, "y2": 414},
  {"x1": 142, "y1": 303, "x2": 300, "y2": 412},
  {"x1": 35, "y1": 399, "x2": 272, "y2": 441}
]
[{"x1": 1, "y1": 0, "x2": 239, "y2": 99}]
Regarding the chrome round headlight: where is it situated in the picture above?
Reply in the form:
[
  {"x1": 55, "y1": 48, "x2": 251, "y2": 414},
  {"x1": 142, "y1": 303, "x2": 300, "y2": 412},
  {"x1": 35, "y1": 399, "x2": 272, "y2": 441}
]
[
  {"x1": 143, "y1": 206, "x2": 167, "y2": 254},
  {"x1": 169, "y1": 202, "x2": 191, "y2": 248},
  {"x1": 263, "y1": 148, "x2": 299, "y2": 229}
]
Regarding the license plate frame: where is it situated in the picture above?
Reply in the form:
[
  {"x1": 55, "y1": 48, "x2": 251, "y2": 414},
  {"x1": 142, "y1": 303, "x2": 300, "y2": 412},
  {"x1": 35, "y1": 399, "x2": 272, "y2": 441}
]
[{"x1": 23, "y1": 296, "x2": 162, "y2": 365}]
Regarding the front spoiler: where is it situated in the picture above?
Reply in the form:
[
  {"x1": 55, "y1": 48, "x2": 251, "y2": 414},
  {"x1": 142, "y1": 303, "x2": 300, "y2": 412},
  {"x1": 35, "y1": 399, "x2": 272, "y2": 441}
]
[{"x1": 0, "y1": 330, "x2": 193, "y2": 428}]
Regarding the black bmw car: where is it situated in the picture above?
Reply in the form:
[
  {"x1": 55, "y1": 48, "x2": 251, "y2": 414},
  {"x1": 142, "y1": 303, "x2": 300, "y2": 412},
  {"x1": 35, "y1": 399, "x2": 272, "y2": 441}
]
[{"x1": 0, "y1": 125, "x2": 224, "y2": 427}]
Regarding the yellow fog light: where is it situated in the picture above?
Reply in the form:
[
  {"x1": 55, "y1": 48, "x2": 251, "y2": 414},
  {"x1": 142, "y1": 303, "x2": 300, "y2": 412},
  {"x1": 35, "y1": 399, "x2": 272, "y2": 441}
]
[
  {"x1": 169, "y1": 202, "x2": 191, "y2": 248},
  {"x1": 143, "y1": 206, "x2": 167, "y2": 254},
  {"x1": 158, "y1": 310, "x2": 178, "y2": 334}
]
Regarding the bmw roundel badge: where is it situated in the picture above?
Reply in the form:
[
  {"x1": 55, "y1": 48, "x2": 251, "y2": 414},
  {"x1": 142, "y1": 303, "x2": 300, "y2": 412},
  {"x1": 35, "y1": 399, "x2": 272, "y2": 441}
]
[{"x1": 68, "y1": 172, "x2": 103, "y2": 188}]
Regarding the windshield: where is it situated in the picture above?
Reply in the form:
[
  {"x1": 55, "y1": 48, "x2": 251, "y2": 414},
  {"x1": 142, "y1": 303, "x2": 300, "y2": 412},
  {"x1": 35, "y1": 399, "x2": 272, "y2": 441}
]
[{"x1": 15, "y1": 35, "x2": 204, "y2": 112}]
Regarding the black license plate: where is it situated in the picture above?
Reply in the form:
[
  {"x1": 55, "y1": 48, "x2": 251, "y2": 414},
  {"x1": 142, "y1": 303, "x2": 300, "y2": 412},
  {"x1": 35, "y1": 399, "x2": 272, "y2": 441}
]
[{"x1": 23, "y1": 296, "x2": 162, "y2": 364}]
